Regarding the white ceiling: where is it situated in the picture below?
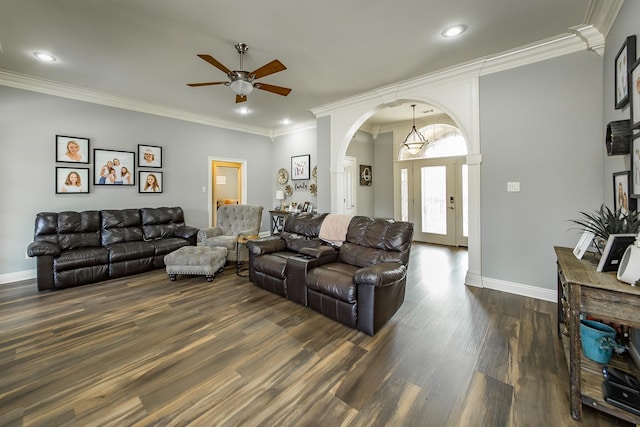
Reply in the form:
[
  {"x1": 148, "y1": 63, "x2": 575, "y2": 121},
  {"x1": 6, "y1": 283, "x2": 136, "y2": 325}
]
[{"x1": 0, "y1": 1, "x2": 614, "y2": 134}]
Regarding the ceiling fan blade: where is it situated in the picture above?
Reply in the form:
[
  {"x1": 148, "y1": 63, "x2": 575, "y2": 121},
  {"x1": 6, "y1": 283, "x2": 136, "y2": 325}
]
[
  {"x1": 251, "y1": 60, "x2": 286, "y2": 79},
  {"x1": 187, "y1": 81, "x2": 227, "y2": 87},
  {"x1": 197, "y1": 54, "x2": 232, "y2": 75},
  {"x1": 254, "y1": 83, "x2": 292, "y2": 97},
  {"x1": 236, "y1": 94, "x2": 247, "y2": 103}
]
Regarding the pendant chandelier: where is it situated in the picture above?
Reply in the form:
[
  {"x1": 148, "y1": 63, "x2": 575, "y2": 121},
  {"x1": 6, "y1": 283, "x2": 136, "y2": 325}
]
[{"x1": 402, "y1": 104, "x2": 427, "y2": 155}]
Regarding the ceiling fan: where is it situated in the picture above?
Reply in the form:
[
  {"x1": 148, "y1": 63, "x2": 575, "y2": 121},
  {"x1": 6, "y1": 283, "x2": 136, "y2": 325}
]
[{"x1": 187, "y1": 43, "x2": 292, "y2": 103}]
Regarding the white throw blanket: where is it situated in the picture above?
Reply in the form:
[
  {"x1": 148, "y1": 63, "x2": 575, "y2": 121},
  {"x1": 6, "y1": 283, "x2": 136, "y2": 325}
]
[{"x1": 319, "y1": 214, "x2": 353, "y2": 247}]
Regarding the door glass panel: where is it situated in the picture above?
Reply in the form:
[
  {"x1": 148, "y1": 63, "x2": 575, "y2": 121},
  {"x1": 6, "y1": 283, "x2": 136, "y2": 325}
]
[
  {"x1": 421, "y1": 165, "x2": 446, "y2": 235},
  {"x1": 462, "y1": 164, "x2": 468, "y2": 237},
  {"x1": 401, "y1": 168, "x2": 409, "y2": 221}
]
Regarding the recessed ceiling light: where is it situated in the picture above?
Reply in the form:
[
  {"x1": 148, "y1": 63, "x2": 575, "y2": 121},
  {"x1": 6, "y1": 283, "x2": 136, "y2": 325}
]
[
  {"x1": 442, "y1": 25, "x2": 467, "y2": 38},
  {"x1": 33, "y1": 51, "x2": 56, "y2": 62},
  {"x1": 237, "y1": 107, "x2": 250, "y2": 115},
  {"x1": 281, "y1": 118, "x2": 291, "y2": 125}
]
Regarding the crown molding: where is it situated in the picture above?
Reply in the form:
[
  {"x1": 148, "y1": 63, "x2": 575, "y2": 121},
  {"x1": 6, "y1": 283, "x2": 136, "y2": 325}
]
[
  {"x1": 269, "y1": 120, "x2": 317, "y2": 139},
  {"x1": 0, "y1": 70, "x2": 272, "y2": 137},
  {"x1": 584, "y1": 0, "x2": 624, "y2": 38}
]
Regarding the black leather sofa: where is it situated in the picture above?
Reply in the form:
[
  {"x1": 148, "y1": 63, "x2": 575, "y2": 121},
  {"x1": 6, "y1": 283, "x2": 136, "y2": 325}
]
[
  {"x1": 247, "y1": 213, "x2": 414, "y2": 335},
  {"x1": 27, "y1": 207, "x2": 198, "y2": 291}
]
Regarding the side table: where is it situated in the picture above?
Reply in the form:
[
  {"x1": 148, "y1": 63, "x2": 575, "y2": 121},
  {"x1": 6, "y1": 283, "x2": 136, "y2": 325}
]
[{"x1": 236, "y1": 235, "x2": 259, "y2": 276}]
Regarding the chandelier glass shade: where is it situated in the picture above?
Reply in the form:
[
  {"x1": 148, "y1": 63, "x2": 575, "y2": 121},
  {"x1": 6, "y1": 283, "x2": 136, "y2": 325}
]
[{"x1": 402, "y1": 104, "x2": 427, "y2": 155}]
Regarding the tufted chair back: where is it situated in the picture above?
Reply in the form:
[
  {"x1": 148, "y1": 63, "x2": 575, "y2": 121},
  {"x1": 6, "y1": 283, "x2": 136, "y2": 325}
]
[{"x1": 215, "y1": 204, "x2": 263, "y2": 235}]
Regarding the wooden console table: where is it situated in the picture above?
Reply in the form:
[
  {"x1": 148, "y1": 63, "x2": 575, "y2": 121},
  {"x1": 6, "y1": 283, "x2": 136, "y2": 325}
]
[{"x1": 555, "y1": 246, "x2": 640, "y2": 423}]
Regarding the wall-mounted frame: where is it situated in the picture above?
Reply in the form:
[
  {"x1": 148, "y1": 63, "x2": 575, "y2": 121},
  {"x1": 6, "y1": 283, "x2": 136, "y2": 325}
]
[
  {"x1": 94, "y1": 149, "x2": 135, "y2": 185},
  {"x1": 56, "y1": 167, "x2": 89, "y2": 194},
  {"x1": 360, "y1": 164, "x2": 372, "y2": 186},
  {"x1": 615, "y1": 35, "x2": 636, "y2": 109},
  {"x1": 613, "y1": 171, "x2": 637, "y2": 213},
  {"x1": 631, "y1": 134, "x2": 640, "y2": 198},
  {"x1": 56, "y1": 135, "x2": 90, "y2": 163},
  {"x1": 139, "y1": 171, "x2": 163, "y2": 193},
  {"x1": 631, "y1": 58, "x2": 640, "y2": 130},
  {"x1": 291, "y1": 154, "x2": 310, "y2": 180},
  {"x1": 138, "y1": 144, "x2": 162, "y2": 168}
]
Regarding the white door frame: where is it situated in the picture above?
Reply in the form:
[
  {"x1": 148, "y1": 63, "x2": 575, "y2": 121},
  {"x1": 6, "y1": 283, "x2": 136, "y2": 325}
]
[{"x1": 207, "y1": 156, "x2": 247, "y2": 227}]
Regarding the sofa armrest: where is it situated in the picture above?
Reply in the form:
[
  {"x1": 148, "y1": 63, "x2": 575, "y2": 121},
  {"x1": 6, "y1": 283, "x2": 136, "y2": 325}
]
[
  {"x1": 27, "y1": 241, "x2": 61, "y2": 257},
  {"x1": 299, "y1": 245, "x2": 337, "y2": 259},
  {"x1": 175, "y1": 225, "x2": 199, "y2": 239},
  {"x1": 197, "y1": 227, "x2": 223, "y2": 244},
  {"x1": 354, "y1": 262, "x2": 406, "y2": 287},
  {"x1": 247, "y1": 238, "x2": 287, "y2": 255}
]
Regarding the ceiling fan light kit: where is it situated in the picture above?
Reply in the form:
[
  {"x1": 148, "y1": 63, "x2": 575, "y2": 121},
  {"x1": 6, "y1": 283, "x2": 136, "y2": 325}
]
[{"x1": 188, "y1": 42, "x2": 291, "y2": 103}]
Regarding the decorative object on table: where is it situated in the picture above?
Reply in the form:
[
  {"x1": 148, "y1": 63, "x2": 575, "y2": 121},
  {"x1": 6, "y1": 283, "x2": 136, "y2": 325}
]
[
  {"x1": 284, "y1": 184, "x2": 293, "y2": 196},
  {"x1": 613, "y1": 171, "x2": 637, "y2": 213},
  {"x1": 56, "y1": 135, "x2": 90, "y2": 164},
  {"x1": 289, "y1": 202, "x2": 298, "y2": 212},
  {"x1": 291, "y1": 154, "x2": 310, "y2": 180},
  {"x1": 277, "y1": 167, "x2": 289, "y2": 184},
  {"x1": 615, "y1": 35, "x2": 636, "y2": 110},
  {"x1": 617, "y1": 236, "x2": 640, "y2": 285},
  {"x1": 580, "y1": 319, "x2": 618, "y2": 364},
  {"x1": 93, "y1": 148, "x2": 135, "y2": 186},
  {"x1": 596, "y1": 234, "x2": 637, "y2": 272},
  {"x1": 312, "y1": 165, "x2": 317, "y2": 181},
  {"x1": 309, "y1": 183, "x2": 317, "y2": 196},
  {"x1": 359, "y1": 165, "x2": 372, "y2": 186},
  {"x1": 573, "y1": 230, "x2": 595, "y2": 260},
  {"x1": 55, "y1": 167, "x2": 90, "y2": 194},
  {"x1": 138, "y1": 171, "x2": 163, "y2": 193},
  {"x1": 137, "y1": 144, "x2": 162, "y2": 168},
  {"x1": 632, "y1": 58, "x2": 640, "y2": 130},
  {"x1": 275, "y1": 190, "x2": 285, "y2": 210},
  {"x1": 569, "y1": 204, "x2": 640, "y2": 242},
  {"x1": 606, "y1": 121, "x2": 632, "y2": 155}
]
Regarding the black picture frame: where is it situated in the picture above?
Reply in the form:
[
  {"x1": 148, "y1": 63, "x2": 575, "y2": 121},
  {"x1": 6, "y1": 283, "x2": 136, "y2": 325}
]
[
  {"x1": 613, "y1": 171, "x2": 637, "y2": 213},
  {"x1": 55, "y1": 167, "x2": 90, "y2": 194},
  {"x1": 615, "y1": 35, "x2": 636, "y2": 110},
  {"x1": 56, "y1": 135, "x2": 90, "y2": 164},
  {"x1": 139, "y1": 171, "x2": 163, "y2": 193},
  {"x1": 631, "y1": 58, "x2": 640, "y2": 130},
  {"x1": 596, "y1": 234, "x2": 637, "y2": 272},
  {"x1": 360, "y1": 164, "x2": 372, "y2": 186},
  {"x1": 94, "y1": 149, "x2": 135, "y2": 186},
  {"x1": 632, "y1": 134, "x2": 640, "y2": 198},
  {"x1": 138, "y1": 144, "x2": 162, "y2": 168},
  {"x1": 291, "y1": 154, "x2": 310, "y2": 180}
]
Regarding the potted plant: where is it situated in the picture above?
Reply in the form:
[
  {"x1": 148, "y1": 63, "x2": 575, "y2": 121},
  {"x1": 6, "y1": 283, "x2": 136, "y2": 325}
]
[{"x1": 569, "y1": 204, "x2": 640, "y2": 243}]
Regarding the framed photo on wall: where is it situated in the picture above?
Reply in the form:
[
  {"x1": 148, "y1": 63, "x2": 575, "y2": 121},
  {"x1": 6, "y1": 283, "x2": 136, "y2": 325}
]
[
  {"x1": 56, "y1": 167, "x2": 89, "y2": 194},
  {"x1": 139, "y1": 171, "x2": 163, "y2": 193},
  {"x1": 613, "y1": 171, "x2": 636, "y2": 213},
  {"x1": 56, "y1": 135, "x2": 90, "y2": 164},
  {"x1": 615, "y1": 35, "x2": 636, "y2": 109},
  {"x1": 360, "y1": 164, "x2": 372, "y2": 186},
  {"x1": 94, "y1": 149, "x2": 135, "y2": 185},
  {"x1": 631, "y1": 134, "x2": 640, "y2": 198},
  {"x1": 631, "y1": 58, "x2": 640, "y2": 129},
  {"x1": 138, "y1": 144, "x2": 162, "y2": 168},
  {"x1": 291, "y1": 154, "x2": 310, "y2": 180}
]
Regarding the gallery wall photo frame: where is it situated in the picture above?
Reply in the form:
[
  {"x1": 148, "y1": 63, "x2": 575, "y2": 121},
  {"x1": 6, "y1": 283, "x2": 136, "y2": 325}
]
[
  {"x1": 291, "y1": 154, "x2": 310, "y2": 180},
  {"x1": 55, "y1": 167, "x2": 89, "y2": 194},
  {"x1": 613, "y1": 171, "x2": 637, "y2": 213},
  {"x1": 615, "y1": 35, "x2": 636, "y2": 110},
  {"x1": 139, "y1": 171, "x2": 163, "y2": 193},
  {"x1": 631, "y1": 57, "x2": 640, "y2": 130},
  {"x1": 360, "y1": 164, "x2": 372, "y2": 186},
  {"x1": 56, "y1": 135, "x2": 90, "y2": 164},
  {"x1": 631, "y1": 134, "x2": 640, "y2": 198},
  {"x1": 94, "y1": 148, "x2": 135, "y2": 186},
  {"x1": 138, "y1": 144, "x2": 162, "y2": 168}
]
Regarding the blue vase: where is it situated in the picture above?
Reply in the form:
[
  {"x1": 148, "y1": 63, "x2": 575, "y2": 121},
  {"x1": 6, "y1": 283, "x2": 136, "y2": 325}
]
[{"x1": 580, "y1": 320, "x2": 616, "y2": 364}]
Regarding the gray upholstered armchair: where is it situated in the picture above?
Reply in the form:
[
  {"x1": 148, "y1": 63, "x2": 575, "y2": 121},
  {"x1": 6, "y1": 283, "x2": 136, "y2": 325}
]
[{"x1": 197, "y1": 204, "x2": 264, "y2": 262}]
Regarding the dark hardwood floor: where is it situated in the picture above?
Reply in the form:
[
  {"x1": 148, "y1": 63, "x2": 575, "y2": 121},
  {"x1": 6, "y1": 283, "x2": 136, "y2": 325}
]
[{"x1": 0, "y1": 243, "x2": 633, "y2": 426}]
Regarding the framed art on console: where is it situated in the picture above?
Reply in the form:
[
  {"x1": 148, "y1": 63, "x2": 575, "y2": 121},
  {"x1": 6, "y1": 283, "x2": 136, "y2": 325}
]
[
  {"x1": 56, "y1": 167, "x2": 89, "y2": 194},
  {"x1": 56, "y1": 135, "x2": 89, "y2": 164},
  {"x1": 94, "y1": 149, "x2": 135, "y2": 185}
]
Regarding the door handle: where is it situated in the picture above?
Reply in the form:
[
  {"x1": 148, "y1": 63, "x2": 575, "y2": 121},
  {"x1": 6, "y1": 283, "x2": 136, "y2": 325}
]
[{"x1": 449, "y1": 196, "x2": 455, "y2": 209}]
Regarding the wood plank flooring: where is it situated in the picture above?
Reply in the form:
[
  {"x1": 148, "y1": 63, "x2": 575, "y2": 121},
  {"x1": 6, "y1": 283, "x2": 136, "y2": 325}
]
[{"x1": 0, "y1": 243, "x2": 633, "y2": 426}]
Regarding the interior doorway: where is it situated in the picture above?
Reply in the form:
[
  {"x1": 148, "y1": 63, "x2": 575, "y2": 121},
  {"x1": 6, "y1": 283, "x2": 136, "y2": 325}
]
[
  {"x1": 208, "y1": 158, "x2": 247, "y2": 227},
  {"x1": 344, "y1": 156, "x2": 357, "y2": 215}
]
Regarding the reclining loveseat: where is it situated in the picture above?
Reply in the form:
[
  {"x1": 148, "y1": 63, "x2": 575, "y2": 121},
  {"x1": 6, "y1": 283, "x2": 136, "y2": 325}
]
[
  {"x1": 27, "y1": 207, "x2": 198, "y2": 291},
  {"x1": 247, "y1": 213, "x2": 414, "y2": 335}
]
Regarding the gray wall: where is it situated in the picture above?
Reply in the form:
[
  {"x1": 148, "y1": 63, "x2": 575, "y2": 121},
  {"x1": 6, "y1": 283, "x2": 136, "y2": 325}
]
[
  {"x1": 479, "y1": 51, "x2": 604, "y2": 290},
  {"x1": 373, "y1": 131, "x2": 394, "y2": 219},
  {"x1": 346, "y1": 130, "x2": 375, "y2": 217},
  {"x1": 0, "y1": 86, "x2": 274, "y2": 275},
  {"x1": 272, "y1": 128, "x2": 317, "y2": 211}
]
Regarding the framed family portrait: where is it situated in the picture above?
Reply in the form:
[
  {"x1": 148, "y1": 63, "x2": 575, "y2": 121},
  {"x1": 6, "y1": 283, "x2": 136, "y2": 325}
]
[
  {"x1": 56, "y1": 135, "x2": 90, "y2": 164},
  {"x1": 291, "y1": 154, "x2": 310, "y2": 180},
  {"x1": 94, "y1": 149, "x2": 135, "y2": 186},
  {"x1": 138, "y1": 144, "x2": 162, "y2": 168},
  {"x1": 615, "y1": 35, "x2": 636, "y2": 110},
  {"x1": 139, "y1": 171, "x2": 163, "y2": 193},
  {"x1": 56, "y1": 167, "x2": 89, "y2": 194},
  {"x1": 632, "y1": 58, "x2": 640, "y2": 130},
  {"x1": 613, "y1": 171, "x2": 636, "y2": 213},
  {"x1": 632, "y1": 134, "x2": 640, "y2": 198}
]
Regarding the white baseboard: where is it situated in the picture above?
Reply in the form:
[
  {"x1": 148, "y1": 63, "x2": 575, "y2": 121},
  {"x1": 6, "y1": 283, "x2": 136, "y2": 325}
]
[
  {"x1": 481, "y1": 276, "x2": 557, "y2": 302},
  {"x1": 465, "y1": 271, "x2": 483, "y2": 287},
  {"x1": 0, "y1": 269, "x2": 36, "y2": 285}
]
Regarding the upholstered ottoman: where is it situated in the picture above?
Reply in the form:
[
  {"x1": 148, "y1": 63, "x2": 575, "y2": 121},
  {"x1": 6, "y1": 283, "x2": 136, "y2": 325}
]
[{"x1": 164, "y1": 246, "x2": 227, "y2": 282}]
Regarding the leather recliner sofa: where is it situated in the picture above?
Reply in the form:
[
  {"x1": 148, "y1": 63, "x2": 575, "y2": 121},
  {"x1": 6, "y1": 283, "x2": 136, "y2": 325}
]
[
  {"x1": 27, "y1": 207, "x2": 198, "y2": 291},
  {"x1": 247, "y1": 213, "x2": 414, "y2": 335}
]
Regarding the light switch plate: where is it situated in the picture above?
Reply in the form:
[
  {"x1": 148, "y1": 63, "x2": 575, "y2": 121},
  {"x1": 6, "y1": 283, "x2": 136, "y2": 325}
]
[{"x1": 507, "y1": 182, "x2": 520, "y2": 192}]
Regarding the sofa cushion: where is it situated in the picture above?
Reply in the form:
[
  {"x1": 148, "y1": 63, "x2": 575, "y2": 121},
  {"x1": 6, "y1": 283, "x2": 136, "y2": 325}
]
[
  {"x1": 306, "y1": 263, "x2": 359, "y2": 303},
  {"x1": 150, "y1": 237, "x2": 189, "y2": 256},
  {"x1": 54, "y1": 247, "x2": 109, "y2": 272},
  {"x1": 58, "y1": 211, "x2": 102, "y2": 250},
  {"x1": 140, "y1": 207, "x2": 185, "y2": 240},
  {"x1": 101, "y1": 209, "x2": 143, "y2": 246},
  {"x1": 106, "y1": 241, "x2": 156, "y2": 263},
  {"x1": 251, "y1": 252, "x2": 297, "y2": 279}
]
